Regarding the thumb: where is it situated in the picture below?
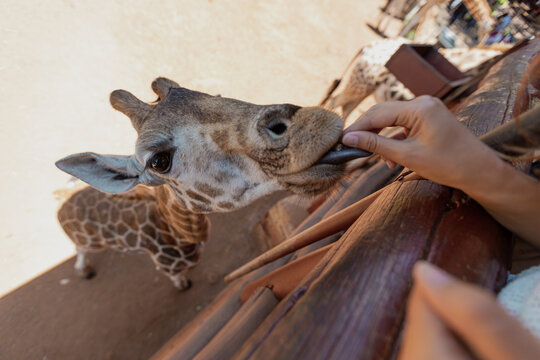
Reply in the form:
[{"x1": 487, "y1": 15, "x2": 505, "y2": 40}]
[
  {"x1": 413, "y1": 262, "x2": 540, "y2": 360},
  {"x1": 342, "y1": 131, "x2": 405, "y2": 161}
]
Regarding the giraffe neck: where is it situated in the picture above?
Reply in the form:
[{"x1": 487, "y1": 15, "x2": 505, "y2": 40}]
[{"x1": 154, "y1": 185, "x2": 209, "y2": 244}]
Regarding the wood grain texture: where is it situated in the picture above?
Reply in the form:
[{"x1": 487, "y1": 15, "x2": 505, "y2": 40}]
[{"x1": 194, "y1": 287, "x2": 278, "y2": 360}]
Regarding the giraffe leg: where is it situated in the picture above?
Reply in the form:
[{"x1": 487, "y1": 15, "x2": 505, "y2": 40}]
[
  {"x1": 74, "y1": 247, "x2": 96, "y2": 279},
  {"x1": 148, "y1": 243, "x2": 202, "y2": 291},
  {"x1": 168, "y1": 269, "x2": 192, "y2": 291},
  {"x1": 148, "y1": 252, "x2": 193, "y2": 291}
]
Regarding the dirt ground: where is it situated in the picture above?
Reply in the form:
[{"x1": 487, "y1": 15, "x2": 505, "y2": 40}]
[{"x1": 0, "y1": 1, "x2": 387, "y2": 359}]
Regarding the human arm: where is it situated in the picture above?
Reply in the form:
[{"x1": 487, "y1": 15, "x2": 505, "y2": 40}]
[
  {"x1": 341, "y1": 96, "x2": 540, "y2": 245},
  {"x1": 399, "y1": 261, "x2": 540, "y2": 360}
]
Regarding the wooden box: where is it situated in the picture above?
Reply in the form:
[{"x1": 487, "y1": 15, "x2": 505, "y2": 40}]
[{"x1": 386, "y1": 44, "x2": 468, "y2": 98}]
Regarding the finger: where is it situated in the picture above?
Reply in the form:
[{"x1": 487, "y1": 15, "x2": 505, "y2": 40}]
[
  {"x1": 413, "y1": 262, "x2": 540, "y2": 360},
  {"x1": 343, "y1": 101, "x2": 416, "y2": 134},
  {"x1": 399, "y1": 287, "x2": 471, "y2": 360},
  {"x1": 342, "y1": 130, "x2": 407, "y2": 162}
]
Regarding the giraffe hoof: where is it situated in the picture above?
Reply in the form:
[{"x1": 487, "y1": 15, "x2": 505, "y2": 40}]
[
  {"x1": 76, "y1": 265, "x2": 96, "y2": 279},
  {"x1": 174, "y1": 278, "x2": 192, "y2": 291},
  {"x1": 84, "y1": 270, "x2": 96, "y2": 280},
  {"x1": 179, "y1": 279, "x2": 192, "y2": 291}
]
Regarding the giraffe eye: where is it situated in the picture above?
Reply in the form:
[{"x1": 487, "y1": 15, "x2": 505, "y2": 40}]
[{"x1": 149, "y1": 151, "x2": 172, "y2": 173}]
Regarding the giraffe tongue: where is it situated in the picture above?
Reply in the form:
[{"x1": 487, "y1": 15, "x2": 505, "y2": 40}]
[{"x1": 316, "y1": 144, "x2": 372, "y2": 165}]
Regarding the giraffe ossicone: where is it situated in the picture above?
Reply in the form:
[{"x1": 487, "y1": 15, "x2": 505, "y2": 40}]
[{"x1": 56, "y1": 77, "x2": 354, "y2": 290}]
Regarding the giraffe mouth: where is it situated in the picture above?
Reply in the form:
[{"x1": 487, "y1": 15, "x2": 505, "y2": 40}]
[
  {"x1": 315, "y1": 143, "x2": 372, "y2": 165},
  {"x1": 278, "y1": 142, "x2": 371, "y2": 195}
]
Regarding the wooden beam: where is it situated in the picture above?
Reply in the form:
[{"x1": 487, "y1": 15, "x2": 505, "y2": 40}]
[{"x1": 194, "y1": 287, "x2": 278, "y2": 360}]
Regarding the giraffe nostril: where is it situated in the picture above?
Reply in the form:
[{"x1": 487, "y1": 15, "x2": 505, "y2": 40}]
[{"x1": 266, "y1": 121, "x2": 288, "y2": 138}]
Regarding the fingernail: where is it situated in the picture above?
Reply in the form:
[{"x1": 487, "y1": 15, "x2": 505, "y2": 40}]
[
  {"x1": 414, "y1": 262, "x2": 452, "y2": 289},
  {"x1": 342, "y1": 134, "x2": 358, "y2": 146}
]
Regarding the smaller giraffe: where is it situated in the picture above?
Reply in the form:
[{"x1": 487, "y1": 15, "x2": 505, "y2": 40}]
[
  {"x1": 324, "y1": 38, "x2": 501, "y2": 120},
  {"x1": 58, "y1": 185, "x2": 206, "y2": 289},
  {"x1": 56, "y1": 77, "x2": 359, "y2": 290}
]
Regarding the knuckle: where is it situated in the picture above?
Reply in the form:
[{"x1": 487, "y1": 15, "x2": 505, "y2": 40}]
[
  {"x1": 415, "y1": 95, "x2": 443, "y2": 111},
  {"x1": 364, "y1": 133, "x2": 379, "y2": 152}
]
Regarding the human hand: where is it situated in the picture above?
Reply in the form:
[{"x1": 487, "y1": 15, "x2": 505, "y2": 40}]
[
  {"x1": 399, "y1": 261, "x2": 540, "y2": 360},
  {"x1": 341, "y1": 96, "x2": 504, "y2": 194}
]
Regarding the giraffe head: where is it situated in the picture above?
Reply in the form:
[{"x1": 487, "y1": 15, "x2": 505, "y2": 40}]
[{"x1": 56, "y1": 77, "x2": 351, "y2": 213}]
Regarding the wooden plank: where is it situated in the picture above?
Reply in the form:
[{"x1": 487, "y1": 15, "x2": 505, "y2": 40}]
[
  {"x1": 194, "y1": 287, "x2": 278, "y2": 360},
  {"x1": 252, "y1": 196, "x2": 311, "y2": 251}
]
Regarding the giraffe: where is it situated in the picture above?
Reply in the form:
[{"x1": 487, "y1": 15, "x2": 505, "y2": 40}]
[
  {"x1": 56, "y1": 77, "x2": 359, "y2": 290},
  {"x1": 323, "y1": 38, "x2": 501, "y2": 121},
  {"x1": 461, "y1": 0, "x2": 496, "y2": 43}
]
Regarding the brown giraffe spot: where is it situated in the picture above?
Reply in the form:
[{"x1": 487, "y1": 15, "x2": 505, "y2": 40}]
[
  {"x1": 148, "y1": 211, "x2": 159, "y2": 225},
  {"x1": 125, "y1": 232, "x2": 138, "y2": 247},
  {"x1": 163, "y1": 247, "x2": 181, "y2": 257},
  {"x1": 88, "y1": 243, "x2": 103, "y2": 250},
  {"x1": 213, "y1": 170, "x2": 231, "y2": 184},
  {"x1": 139, "y1": 237, "x2": 148, "y2": 248},
  {"x1": 186, "y1": 250, "x2": 200, "y2": 263},
  {"x1": 157, "y1": 254, "x2": 174, "y2": 266},
  {"x1": 145, "y1": 241, "x2": 159, "y2": 254},
  {"x1": 75, "y1": 208, "x2": 85, "y2": 222},
  {"x1": 210, "y1": 129, "x2": 230, "y2": 149},
  {"x1": 190, "y1": 201, "x2": 212, "y2": 213},
  {"x1": 181, "y1": 243, "x2": 198, "y2": 255},
  {"x1": 173, "y1": 262, "x2": 186, "y2": 272},
  {"x1": 73, "y1": 222, "x2": 83, "y2": 233},
  {"x1": 134, "y1": 203, "x2": 147, "y2": 224},
  {"x1": 63, "y1": 221, "x2": 76, "y2": 233},
  {"x1": 85, "y1": 194, "x2": 97, "y2": 206},
  {"x1": 217, "y1": 201, "x2": 234, "y2": 210},
  {"x1": 96, "y1": 201, "x2": 110, "y2": 223},
  {"x1": 186, "y1": 190, "x2": 211, "y2": 205},
  {"x1": 235, "y1": 122, "x2": 247, "y2": 147},
  {"x1": 142, "y1": 224, "x2": 156, "y2": 239},
  {"x1": 110, "y1": 207, "x2": 120, "y2": 223},
  {"x1": 194, "y1": 181, "x2": 224, "y2": 198},
  {"x1": 101, "y1": 227, "x2": 114, "y2": 240},
  {"x1": 224, "y1": 153, "x2": 247, "y2": 171},
  {"x1": 75, "y1": 233, "x2": 88, "y2": 246},
  {"x1": 83, "y1": 222, "x2": 98, "y2": 235},
  {"x1": 88, "y1": 208, "x2": 99, "y2": 223},
  {"x1": 158, "y1": 231, "x2": 176, "y2": 246},
  {"x1": 116, "y1": 223, "x2": 128, "y2": 236},
  {"x1": 121, "y1": 210, "x2": 136, "y2": 226}
]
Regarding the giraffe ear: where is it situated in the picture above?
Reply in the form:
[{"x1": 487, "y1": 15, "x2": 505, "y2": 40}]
[{"x1": 55, "y1": 153, "x2": 143, "y2": 194}]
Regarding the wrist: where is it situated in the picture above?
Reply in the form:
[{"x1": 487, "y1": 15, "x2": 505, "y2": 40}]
[
  {"x1": 460, "y1": 152, "x2": 536, "y2": 210},
  {"x1": 455, "y1": 145, "x2": 511, "y2": 202}
]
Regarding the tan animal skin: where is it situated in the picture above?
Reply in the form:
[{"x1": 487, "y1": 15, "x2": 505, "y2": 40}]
[{"x1": 56, "y1": 77, "x2": 346, "y2": 290}]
